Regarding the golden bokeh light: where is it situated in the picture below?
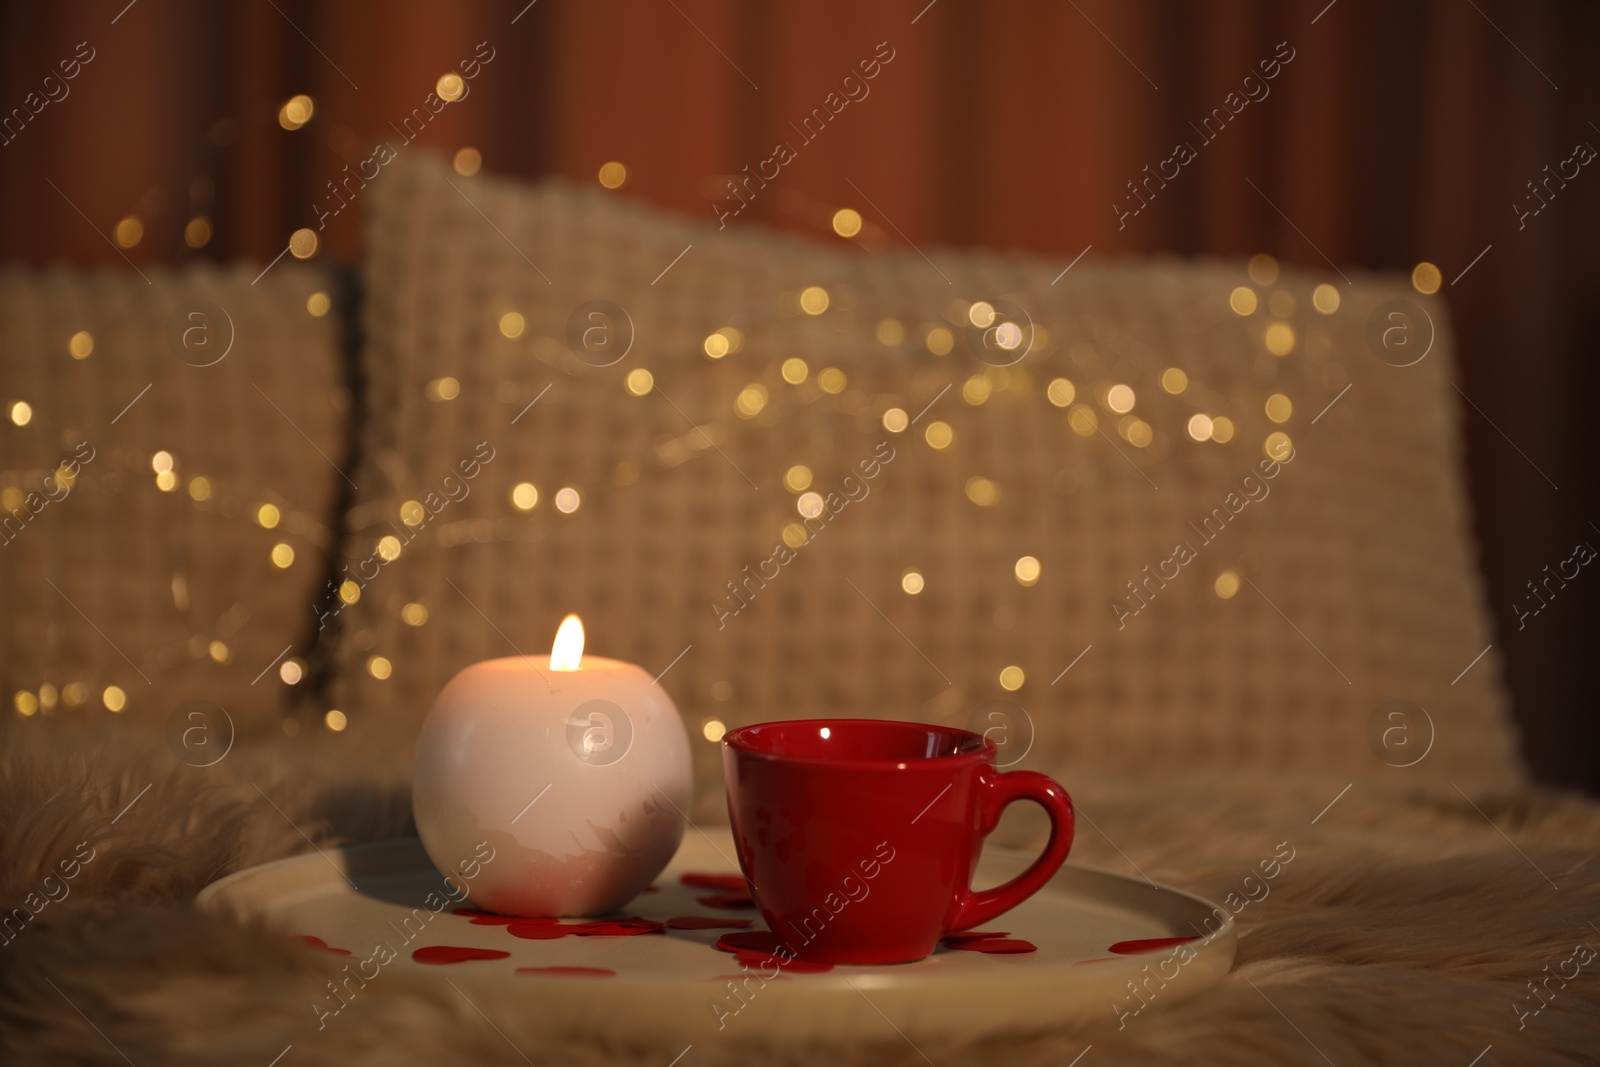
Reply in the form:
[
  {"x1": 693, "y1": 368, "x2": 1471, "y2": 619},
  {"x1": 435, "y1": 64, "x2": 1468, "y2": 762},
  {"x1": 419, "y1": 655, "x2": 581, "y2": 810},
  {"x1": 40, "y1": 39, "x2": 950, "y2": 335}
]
[
  {"x1": 554, "y1": 487, "x2": 581, "y2": 514},
  {"x1": 831, "y1": 208, "x2": 862, "y2": 237},
  {"x1": 598, "y1": 161, "x2": 628, "y2": 189},
  {"x1": 702, "y1": 719, "x2": 727, "y2": 742},
  {"x1": 1229, "y1": 286, "x2": 1258, "y2": 316},
  {"x1": 9, "y1": 400, "x2": 31, "y2": 426},
  {"x1": 510, "y1": 484, "x2": 537, "y2": 512},
  {"x1": 1210, "y1": 416, "x2": 1236, "y2": 443},
  {"x1": 69, "y1": 331, "x2": 94, "y2": 359},
  {"x1": 1106, "y1": 384, "x2": 1135, "y2": 414},
  {"x1": 1187, "y1": 413, "x2": 1215, "y2": 442},
  {"x1": 1161, "y1": 367, "x2": 1188, "y2": 394},
  {"x1": 103, "y1": 685, "x2": 127, "y2": 712},
  {"x1": 783, "y1": 465, "x2": 813, "y2": 492},
  {"x1": 1046, "y1": 378, "x2": 1076, "y2": 407},
  {"x1": 1312, "y1": 283, "x2": 1341, "y2": 314},
  {"x1": 185, "y1": 216, "x2": 213, "y2": 249},
  {"x1": 270, "y1": 542, "x2": 295, "y2": 568},
  {"x1": 967, "y1": 301, "x2": 996, "y2": 328},
  {"x1": 1264, "y1": 322, "x2": 1295, "y2": 356},
  {"x1": 1268, "y1": 290, "x2": 1296, "y2": 318},
  {"x1": 453, "y1": 147, "x2": 482, "y2": 176},
  {"x1": 901, "y1": 569, "x2": 925, "y2": 595},
  {"x1": 278, "y1": 94, "x2": 314, "y2": 130},
  {"x1": 306, "y1": 291, "x2": 331, "y2": 317},
  {"x1": 402, "y1": 602, "x2": 430, "y2": 626},
  {"x1": 15, "y1": 691, "x2": 37, "y2": 716},
  {"x1": 962, "y1": 375, "x2": 992, "y2": 406},
  {"x1": 187, "y1": 476, "x2": 212, "y2": 501},
  {"x1": 324, "y1": 709, "x2": 348, "y2": 731},
  {"x1": 338, "y1": 580, "x2": 361, "y2": 604},
  {"x1": 208, "y1": 640, "x2": 229, "y2": 663},
  {"x1": 796, "y1": 491, "x2": 825, "y2": 519},
  {"x1": 1068, "y1": 407, "x2": 1098, "y2": 436},
  {"x1": 1014, "y1": 555, "x2": 1041, "y2": 586},
  {"x1": 436, "y1": 73, "x2": 466, "y2": 102},
  {"x1": 924, "y1": 420, "x2": 954, "y2": 449},
  {"x1": 735, "y1": 383, "x2": 768, "y2": 418},
  {"x1": 1264, "y1": 431, "x2": 1294, "y2": 460},
  {"x1": 799, "y1": 286, "x2": 830, "y2": 315},
  {"x1": 882, "y1": 407, "x2": 909, "y2": 432},
  {"x1": 817, "y1": 368, "x2": 846, "y2": 394},
  {"x1": 1247, "y1": 253, "x2": 1279, "y2": 286},
  {"x1": 400, "y1": 500, "x2": 425, "y2": 526},
  {"x1": 965, "y1": 475, "x2": 999, "y2": 506},
  {"x1": 1412, "y1": 262, "x2": 1442, "y2": 295},
  {"x1": 876, "y1": 319, "x2": 904, "y2": 346},
  {"x1": 1214, "y1": 570, "x2": 1241, "y2": 599},
  {"x1": 625, "y1": 368, "x2": 654, "y2": 396},
  {"x1": 1265, "y1": 393, "x2": 1293, "y2": 423},
  {"x1": 376, "y1": 535, "x2": 402, "y2": 562},
  {"x1": 781, "y1": 358, "x2": 809, "y2": 384},
  {"x1": 256, "y1": 503, "x2": 280, "y2": 529},
  {"x1": 925, "y1": 326, "x2": 954, "y2": 355},
  {"x1": 368, "y1": 655, "x2": 392, "y2": 680},
  {"x1": 280, "y1": 660, "x2": 304, "y2": 685},
  {"x1": 999, "y1": 665, "x2": 1025, "y2": 691},
  {"x1": 114, "y1": 216, "x2": 143, "y2": 248},
  {"x1": 499, "y1": 311, "x2": 526, "y2": 338},
  {"x1": 289, "y1": 228, "x2": 319, "y2": 259},
  {"x1": 704, "y1": 332, "x2": 730, "y2": 358}
]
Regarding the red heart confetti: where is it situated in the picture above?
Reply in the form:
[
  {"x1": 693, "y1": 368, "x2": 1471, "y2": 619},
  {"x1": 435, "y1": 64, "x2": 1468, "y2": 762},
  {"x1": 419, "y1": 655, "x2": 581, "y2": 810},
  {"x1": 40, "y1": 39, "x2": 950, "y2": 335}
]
[
  {"x1": 573, "y1": 918, "x2": 665, "y2": 937},
  {"x1": 712, "y1": 930, "x2": 834, "y2": 972},
  {"x1": 294, "y1": 935, "x2": 352, "y2": 956},
  {"x1": 506, "y1": 922, "x2": 572, "y2": 940},
  {"x1": 516, "y1": 966, "x2": 616, "y2": 978},
  {"x1": 697, "y1": 893, "x2": 757, "y2": 910},
  {"x1": 666, "y1": 916, "x2": 754, "y2": 930},
  {"x1": 946, "y1": 938, "x2": 1037, "y2": 954},
  {"x1": 411, "y1": 945, "x2": 512, "y2": 964},
  {"x1": 1108, "y1": 937, "x2": 1198, "y2": 955},
  {"x1": 681, "y1": 872, "x2": 750, "y2": 892},
  {"x1": 941, "y1": 930, "x2": 1010, "y2": 945}
]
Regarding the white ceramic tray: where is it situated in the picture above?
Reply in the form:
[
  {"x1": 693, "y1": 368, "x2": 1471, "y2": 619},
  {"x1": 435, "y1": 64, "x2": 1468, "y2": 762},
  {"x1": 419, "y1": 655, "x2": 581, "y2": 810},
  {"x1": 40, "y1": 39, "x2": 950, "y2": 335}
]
[{"x1": 197, "y1": 830, "x2": 1235, "y2": 1043}]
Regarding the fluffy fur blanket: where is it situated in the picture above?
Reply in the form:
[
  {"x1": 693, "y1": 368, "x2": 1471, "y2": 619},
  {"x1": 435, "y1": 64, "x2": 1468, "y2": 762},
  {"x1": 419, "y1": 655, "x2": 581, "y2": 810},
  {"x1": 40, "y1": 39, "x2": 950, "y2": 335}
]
[{"x1": 3, "y1": 725, "x2": 1597, "y2": 1066}]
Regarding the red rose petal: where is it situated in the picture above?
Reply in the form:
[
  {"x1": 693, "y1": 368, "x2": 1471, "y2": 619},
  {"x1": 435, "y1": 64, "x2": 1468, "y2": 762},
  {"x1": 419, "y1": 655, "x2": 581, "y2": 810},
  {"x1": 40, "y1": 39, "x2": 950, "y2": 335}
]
[
  {"x1": 641, "y1": 885, "x2": 660, "y2": 893},
  {"x1": 1074, "y1": 957, "x2": 1121, "y2": 966},
  {"x1": 941, "y1": 930, "x2": 1010, "y2": 944},
  {"x1": 711, "y1": 972, "x2": 792, "y2": 983},
  {"x1": 697, "y1": 893, "x2": 757, "y2": 910},
  {"x1": 1108, "y1": 937, "x2": 1198, "y2": 955},
  {"x1": 667, "y1": 916, "x2": 754, "y2": 930},
  {"x1": 516, "y1": 966, "x2": 616, "y2": 978},
  {"x1": 947, "y1": 938, "x2": 1037, "y2": 954},
  {"x1": 295, "y1": 935, "x2": 352, "y2": 956},
  {"x1": 711, "y1": 930, "x2": 835, "y2": 972},
  {"x1": 411, "y1": 945, "x2": 512, "y2": 964},
  {"x1": 681, "y1": 872, "x2": 750, "y2": 891}
]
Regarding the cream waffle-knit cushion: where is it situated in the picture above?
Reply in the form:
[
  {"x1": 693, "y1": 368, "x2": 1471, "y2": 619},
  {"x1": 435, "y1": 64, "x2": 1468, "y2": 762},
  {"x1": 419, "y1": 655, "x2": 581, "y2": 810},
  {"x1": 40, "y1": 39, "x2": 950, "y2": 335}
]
[
  {"x1": 0, "y1": 265, "x2": 346, "y2": 735},
  {"x1": 333, "y1": 151, "x2": 1521, "y2": 788}
]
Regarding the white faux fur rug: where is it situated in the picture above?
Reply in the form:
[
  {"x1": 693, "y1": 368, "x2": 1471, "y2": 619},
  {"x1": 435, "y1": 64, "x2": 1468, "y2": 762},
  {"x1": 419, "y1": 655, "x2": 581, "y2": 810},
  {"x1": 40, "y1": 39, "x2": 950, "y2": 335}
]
[{"x1": 2, "y1": 723, "x2": 1597, "y2": 1066}]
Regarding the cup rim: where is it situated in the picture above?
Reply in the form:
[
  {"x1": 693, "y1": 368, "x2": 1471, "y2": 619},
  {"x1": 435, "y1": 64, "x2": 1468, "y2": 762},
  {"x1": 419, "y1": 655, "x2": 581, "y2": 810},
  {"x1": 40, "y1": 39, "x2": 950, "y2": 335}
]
[{"x1": 722, "y1": 718, "x2": 994, "y2": 769}]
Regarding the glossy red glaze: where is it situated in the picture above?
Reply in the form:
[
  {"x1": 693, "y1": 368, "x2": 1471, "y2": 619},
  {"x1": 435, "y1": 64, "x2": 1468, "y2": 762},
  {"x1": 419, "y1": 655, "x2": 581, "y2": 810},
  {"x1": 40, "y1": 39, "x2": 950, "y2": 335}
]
[{"x1": 723, "y1": 718, "x2": 1074, "y2": 964}]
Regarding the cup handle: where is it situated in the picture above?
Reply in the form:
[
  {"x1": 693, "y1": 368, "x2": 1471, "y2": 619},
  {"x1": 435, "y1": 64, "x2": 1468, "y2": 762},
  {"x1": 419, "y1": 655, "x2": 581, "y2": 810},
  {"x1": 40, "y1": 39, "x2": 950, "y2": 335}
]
[{"x1": 949, "y1": 769, "x2": 1075, "y2": 932}]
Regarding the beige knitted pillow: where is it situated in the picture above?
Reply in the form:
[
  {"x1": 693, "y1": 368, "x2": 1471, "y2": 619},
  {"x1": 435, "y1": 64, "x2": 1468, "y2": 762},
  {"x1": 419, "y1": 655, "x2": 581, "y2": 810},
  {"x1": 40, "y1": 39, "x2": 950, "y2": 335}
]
[
  {"x1": 0, "y1": 265, "x2": 346, "y2": 735},
  {"x1": 333, "y1": 151, "x2": 1521, "y2": 788}
]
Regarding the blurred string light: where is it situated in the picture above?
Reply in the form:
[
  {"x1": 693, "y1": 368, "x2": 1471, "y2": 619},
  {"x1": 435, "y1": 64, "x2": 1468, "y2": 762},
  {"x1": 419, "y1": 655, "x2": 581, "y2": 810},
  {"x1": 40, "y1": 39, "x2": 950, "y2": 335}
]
[
  {"x1": 598, "y1": 161, "x2": 628, "y2": 189},
  {"x1": 5, "y1": 264, "x2": 1353, "y2": 728}
]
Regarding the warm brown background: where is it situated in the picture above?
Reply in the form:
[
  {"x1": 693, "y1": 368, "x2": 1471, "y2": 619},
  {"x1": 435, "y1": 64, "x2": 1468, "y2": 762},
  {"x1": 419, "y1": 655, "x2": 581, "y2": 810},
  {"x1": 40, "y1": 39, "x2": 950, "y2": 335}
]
[{"x1": 2, "y1": 0, "x2": 1595, "y2": 792}]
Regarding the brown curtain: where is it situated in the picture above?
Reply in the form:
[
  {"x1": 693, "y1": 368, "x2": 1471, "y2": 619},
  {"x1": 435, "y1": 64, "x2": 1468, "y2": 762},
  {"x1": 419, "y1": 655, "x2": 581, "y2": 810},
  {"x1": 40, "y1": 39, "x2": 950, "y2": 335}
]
[{"x1": 3, "y1": 0, "x2": 1595, "y2": 791}]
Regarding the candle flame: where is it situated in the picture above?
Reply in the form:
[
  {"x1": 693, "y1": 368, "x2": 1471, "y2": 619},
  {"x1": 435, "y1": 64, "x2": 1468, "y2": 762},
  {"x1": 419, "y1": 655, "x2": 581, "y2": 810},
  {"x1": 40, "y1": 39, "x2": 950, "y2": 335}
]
[{"x1": 550, "y1": 614, "x2": 584, "y2": 671}]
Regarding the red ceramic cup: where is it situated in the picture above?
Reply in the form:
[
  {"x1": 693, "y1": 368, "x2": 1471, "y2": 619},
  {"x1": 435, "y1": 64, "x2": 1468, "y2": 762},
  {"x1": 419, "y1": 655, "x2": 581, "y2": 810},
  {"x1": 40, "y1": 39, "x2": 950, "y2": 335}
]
[{"x1": 721, "y1": 718, "x2": 1075, "y2": 964}]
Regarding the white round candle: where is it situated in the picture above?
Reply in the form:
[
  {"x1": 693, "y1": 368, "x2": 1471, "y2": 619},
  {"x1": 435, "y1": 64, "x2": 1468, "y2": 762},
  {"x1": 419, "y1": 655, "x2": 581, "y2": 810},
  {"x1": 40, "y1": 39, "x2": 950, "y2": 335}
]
[{"x1": 412, "y1": 616, "x2": 692, "y2": 917}]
